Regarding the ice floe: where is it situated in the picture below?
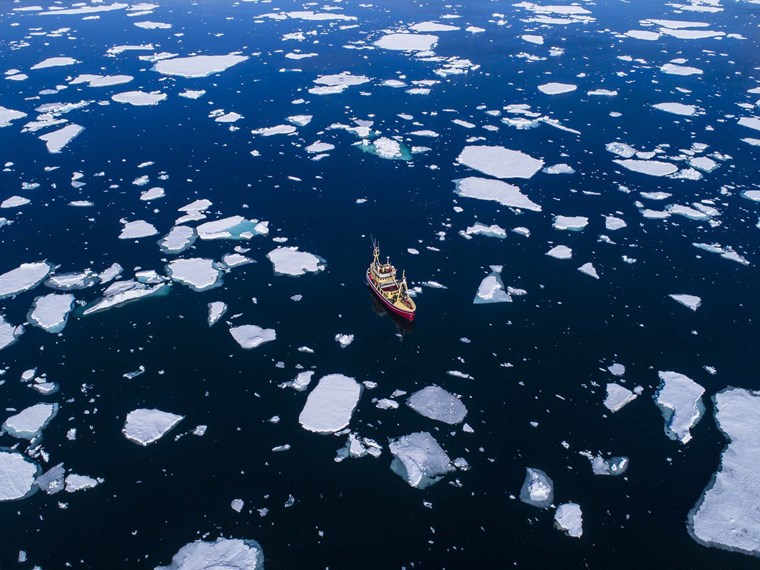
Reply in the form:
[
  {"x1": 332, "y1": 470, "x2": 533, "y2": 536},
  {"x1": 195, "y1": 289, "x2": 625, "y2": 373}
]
[
  {"x1": 474, "y1": 266, "x2": 511, "y2": 304},
  {"x1": 35, "y1": 463, "x2": 65, "y2": 495},
  {"x1": 538, "y1": 82, "x2": 577, "y2": 95},
  {"x1": 389, "y1": 431, "x2": 455, "y2": 489},
  {"x1": 652, "y1": 102, "x2": 699, "y2": 116},
  {"x1": 555, "y1": 503, "x2": 583, "y2": 538},
  {"x1": 407, "y1": 386, "x2": 467, "y2": 425},
  {"x1": 688, "y1": 388, "x2": 760, "y2": 557},
  {"x1": 70, "y1": 74, "x2": 133, "y2": 87},
  {"x1": 586, "y1": 454, "x2": 629, "y2": 476},
  {"x1": 693, "y1": 243, "x2": 750, "y2": 266},
  {"x1": 0, "y1": 106, "x2": 27, "y2": 127},
  {"x1": 553, "y1": 216, "x2": 588, "y2": 231},
  {"x1": 604, "y1": 383, "x2": 637, "y2": 412},
  {"x1": 0, "y1": 261, "x2": 54, "y2": 300},
  {"x1": 31, "y1": 57, "x2": 79, "y2": 70},
  {"x1": 196, "y1": 216, "x2": 266, "y2": 240},
  {"x1": 0, "y1": 315, "x2": 23, "y2": 351},
  {"x1": 669, "y1": 294, "x2": 701, "y2": 311},
  {"x1": 2, "y1": 403, "x2": 57, "y2": 440},
  {"x1": 520, "y1": 467, "x2": 554, "y2": 509},
  {"x1": 153, "y1": 54, "x2": 249, "y2": 78},
  {"x1": 119, "y1": 219, "x2": 158, "y2": 239},
  {"x1": 457, "y1": 145, "x2": 544, "y2": 179},
  {"x1": 156, "y1": 538, "x2": 264, "y2": 570},
  {"x1": 335, "y1": 334, "x2": 354, "y2": 348},
  {"x1": 39, "y1": 124, "x2": 84, "y2": 153},
  {"x1": 454, "y1": 177, "x2": 541, "y2": 212},
  {"x1": 65, "y1": 473, "x2": 101, "y2": 493},
  {"x1": 207, "y1": 302, "x2": 227, "y2": 326},
  {"x1": 1, "y1": 196, "x2": 30, "y2": 208},
  {"x1": 374, "y1": 33, "x2": 438, "y2": 51},
  {"x1": 661, "y1": 63, "x2": 703, "y2": 76},
  {"x1": 461, "y1": 223, "x2": 507, "y2": 239},
  {"x1": 578, "y1": 262, "x2": 599, "y2": 279},
  {"x1": 546, "y1": 245, "x2": 572, "y2": 259},
  {"x1": 267, "y1": 247, "x2": 325, "y2": 276},
  {"x1": 28, "y1": 293, "x2": 75, "y2": 333},
  {"x1": 0, "y1": 451, "x2": 38, "y2": 502},
  {"x1": 655, "y1": 371, "x2": 705, "y2": 444},
  {"x1": 112, "y1": 91, "x2": 166, "y2": 106},
  {"x1": 614, "y1": 159, "x2": 678, "y2": 177},
  {"x1": 229, "y1": 325, "x2": 276, "y2": 349},
  {"x1": 167, "y1": 258, "x2": 223, "y2": 292},
  {"x1": 310, "y1": 72, "x2": 371, "y2": 95},
  {"x1": 299, "y1": 374, "x2": 362, "y2": 434},
  {"x1": 123, "y1": 408, "x2": 184, "y2": 446},
  {"x1": 82, "y1": 280, "x2": 169, "y2": 316}
]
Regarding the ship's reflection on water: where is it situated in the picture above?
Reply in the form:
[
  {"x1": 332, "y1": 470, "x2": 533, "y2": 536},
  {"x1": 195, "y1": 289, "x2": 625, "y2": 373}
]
[{"x1": 368, "y1": 290, "x2": 415, "y2": 334}]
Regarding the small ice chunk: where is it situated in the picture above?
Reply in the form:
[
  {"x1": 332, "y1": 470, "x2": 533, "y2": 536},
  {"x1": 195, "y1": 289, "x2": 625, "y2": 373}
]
[
  {"x1": 267, "y1": 247, "x2": 325, "y2": 277},
  {"x1": 140, "y1": 187, "x2": 165, "y2": 201},
  {"x1": 167, "y1": 258, "x2": 223, "y2": 292},
  {"x1": 457, "y1": 145, "x2": 544, "y2": 179},
  {"x1": 0, "y1": 450, "x2": 38, "y2": 502},
  {"x1": 159, "y1": 226, "x2": 197, "y2": 254},
  {"x1": 207, "y1": 302, "x2": 227, "y2": 326},
  {"x1": 669, "y1": 294, "x2": 701, "y2": 311},
  {"x1": 0, "y1": 261, "x2": 54, "y2": 299},
  {"x1": 28, "y1": 293, "x2": 75, "y2": 333},
  {"x1": 608, "y1": 363, "x2": 625, "y2": 376},
  {"x1": 335, "y1": 334, "x2": 354, "y2": 348},
  {"x1": 605, "y1": 216, "x2": 627, "y2": 231},
  {"x1": 604, "y1": 383, "x2": 637, "y2": 412},
  {"x1": 2, "y1": 403, "x2": 58, "y2": 440},
  {"x1": 407, "y1": 386, "x2": 467, "y2": 425},
  {"x1": 156, "y1": 538, "x2": 264, "y2": 570},
  {"x1": 655, "y1": 371, "x2": 705, "y2": 444},
  {"x1": 519, "y1": 467, "x2": 554, "y2": 509},
  {"x1": 123, "y1": 408, "x2": 184, "y2": 446},
  {"x1": 589, "y1": 454, "x2": 629, "y2": 476},
  {"x1": 230, "y1": 325, "x2": 276, "y2": 349},
  {"x1": 578, "y1": 262, "x2": 599, "y2": 279},
  {"x1": 299, "y1": 374, "x2": 362, "y2": 434},
  {"x1": 281, "y1": 371, "x2": 314, "y2": 392},
  {"x1": 555, "y1": 503, "x2": 583, "y2": 538},
  {"x1": 231, "y1": 499, "x2": 244, "y2": 513},
  {"x1": 546, "y1": 245, "x2": 572, "y2": 259},
  {"x1": 388, "y1": 431, "x2": 454, "y2": 489}
]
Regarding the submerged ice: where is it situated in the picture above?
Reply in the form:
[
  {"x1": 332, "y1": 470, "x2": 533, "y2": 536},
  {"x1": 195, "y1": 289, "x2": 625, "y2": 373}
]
[
  {"x1": 407, "y1": 386, "x2": 468, "y2": 425},
  {"x1": 520, "y1": 467, "x2": 554, "y2": 509}
]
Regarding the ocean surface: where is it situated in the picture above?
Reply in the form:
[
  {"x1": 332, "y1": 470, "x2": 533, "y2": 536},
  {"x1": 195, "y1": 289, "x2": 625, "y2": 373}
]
[{"x1": 0, "y1": 0, "x2": 759, "y2": 568}]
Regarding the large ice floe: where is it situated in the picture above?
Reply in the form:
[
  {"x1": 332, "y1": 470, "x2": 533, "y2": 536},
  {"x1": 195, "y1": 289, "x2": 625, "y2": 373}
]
[
  {"x1": 0, "y1": 106, "x2": 27, "y2": 127},
  {"x1": 229, "y1": 325, "x2": 276, "y2": 349},
  {"x1": 310, "y1": 72, "x2": 371, "y2": 95},
  {"x1": 688, "y1": 388, "x2": 760, "y2": 558},
  {"x1": 406, "y1": 386, "x2": 468, "y2": 425},
  {"x1": 474, "y1": 265, "x2": 511, "y2": 304},
  {"x1": 39, "y1": 124, "x2": 84, "y2": 153},
  {"x1": 166, "y1": 258, "x2": 223, "y2": 292},
  {"x1": 267, "y1": 247, "x2": 325, "y2": 276},
  {"x1": 112, "y1": 91, "x2": 167, "y2": 106},
  {"x1": 388, "y1": 431, "x2": 455, "y2": 489},
  {"x1": 655, "y1": 371, "x2": 705, "y2": 444},
  {"x1": 196, "y1": 216, "x2": 267, "y2": 240},
  {"x1": 0, "y1": 261, "x2": 54, "y2": 299},
  {"x1": 82, "y1": 280, "x2": 170, "y2": 316},
  {"x1": 28, "y1": 293, "x2": 75, "y2": 333},
  {"x1": 0, "y1": 315, "x2": 24, "y2": 351},
  {"x1": 123, "y1": 409, "x2": 184, "y2": 446},
  {"x1": 156, "y1": 538, "x2": 264, "y2": 570},
  {"x1": 613, "y1": 159, "x2": 678, "y2": 177},
  {"x1": 520, "y1": 467, "x2": 554, "y2": 508},
  {"x1": 2, "y1": 403, "x2": 58, "y2": 440},
  {"x1": 454, "y1": 177, "x2": 541, "y2": 212},
  {"x1": 457, "y1": 145, "x2": 544, "y2": 179},
  {"x1": 153, "y1": 54, "x2": 248, "y2": 78},
  {"x1": 555, "y1": 503, "x2": 583, "y2": 538},
  {"x1": 0, "y1": 450, "x2": 39, "y2": 502},
  {"x1": 299, "y1": 374, "x2": 362, "y2": 433},
  {"x1": 374, "y1": 33, "x2": 438, "y2": 51}
]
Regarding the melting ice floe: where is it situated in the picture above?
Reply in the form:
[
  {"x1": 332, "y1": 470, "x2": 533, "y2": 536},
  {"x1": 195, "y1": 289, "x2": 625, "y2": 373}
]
[
  {"x1": 356, "y1": 137, "x2": 410, "y2": 160},
  {"x1": 196, "y1": 216, "x2": 267, "y2": 240},
  {"x1": 655, "y1": 371, "x2": 705, "y2": 444},
  {"x1": 156, "y1": 538, "x2": 264, "y2": 570},
  {"x1": 0, "y1": 315, "x2": 24, "y2": 351},
  {"x1": 229, "y1": 325, "x2": 276, "y2": 349},
  {"x1": 207, "y1": 302, "x2": 227, "y2": 326},
  {"x1": 299, "y1": 374, "x2": 362, "y2": 434},
  {"x1": 389, "y1": 432, "x2": 455, "y2": 489},
  {"x1": 692, "y1": 243, "x2": 750, "y2": 266},
  {"x1": 0, "y1": 451, "x2": 38, "y2": 502},
  {"x1": 159, "y1": 226, "x2": 197, "y2": 254},
  {"x1": 457, "y1": 145, "x2": 544, "y2": 179},
  {"x1": 310, "y1": 72, "x2": 371, "y2": 95},
  {"x1": 520, "y1": 467, "x2": 554, "y2": 508},
  {"x1": 474, "y1": 266, "x2": 511, "y2": 304},
  {"x1": 123, "y1": 408, "x2": 184, "y2": 446},
  {"x1": 669, "y1": 294, "x2": 701, "y2": 311},
  {"x1": 688, "y1": 388, "x2": 760, "y2": 558},
  {"x1": 0, "y1": 261, "x2": 54, "y2": 300},
  {"x1": 407, "y1": 386, "x2": 467, "y2": 425},
  {"x1": 28, "y1": 293, "x2": 75, "y2": 333},
  {"x1": 35, "y1": 463, "x2": 65, "y2": 495},
  {"x1": 70, "y1": 74, "x2": 134, "y2": 87},
  {"x1": 267, "y1": 247, "x2": 325, "y2": 276},
  {"x1": 2, "y1": 403, "x2": 58, "y2": 440},
  {"x1": 374, "y1": 33, "x2": 438, "y2": 51},
  {"x1": 82, "y1": 280, "x2": 170, "y2": 316},
  {"x1": 39, "y1": 124, "x2": 84, "y2": 153},
  {"x1": 153, "y1": 54, "x2": 249, "y2": 78},
  {"x1": 555, "y1": 503, "x2": 583, "y2": 538},
  {"x1": 166, "y1": 258, "x2": 223, "y2": 292},
  {"x1": 584, "y1": 453, "x2": 630, "y2": 476},
  {"x1": 65, "y1": 474, "x2": 101, "y2": 493},
  {"x1": 454, "y1": 177, "x2": 541, "y2": 212},
  {"x1": 604, "y1": 383, "x2": 637, "y2": 412}
]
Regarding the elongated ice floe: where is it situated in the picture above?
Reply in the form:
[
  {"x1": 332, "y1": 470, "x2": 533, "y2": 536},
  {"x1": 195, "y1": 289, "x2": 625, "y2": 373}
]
[
  {"x1": 299, "y1": 374, "x2": 362, "y2": 433},
  {"x1": 652, "y1": 102, "x2": 699, "y2": 116},
  {"x1": 3, "y1": 403, "x2": 58, "y2": 440},
  {"x1": 457, "y1": 145, "x2": 544, "y2": 179},
  {"x1": 555, "y1": 503, "x2": 583, "y2": 537},
  {"x1": 553, "y1": 216, "x2": 588, "y2": 231},
  {"x1": 1, "y1": 196, "x2": 30, "y2": 209},
  {"x1": 520, "y1": 467, "x2": 554, "y2": 508},
  {"x1": 229, "y1": 325, "x2": 276, "y2": 349},
  {"x1": 538, "y1": 82, "x2": 577, "y2": 95},
  {"x1": 604, "y1": 383, "x2": 637, "y2": 412},
  {"x1": 28, "y1": 293, "x2": 75, "y2": 332},
  {"x1": 669, "y1": 294, "x2": 701, "y2": 311},
  {"x1": 166, "y1": 258, "x2": 223, "y2": 292},
  {"x1": 207, "y1": 302, "x2": 227, "y2": 326},
  {"x1": 267, "y1": 247, "x2": 325, "y2": 276},
  {"x1": 156, "y1": 538, "x2": 265, "y2": 570},
  {"x1": 0, "y1": 450, "x2": 39, "y2": 502},
  {"x1": 461, "y1": 223, "x2": 507, "y2": 239},
  {"x1": 0, "y1": 315, "x2": 24, "y2": 351},
  {"x1": 374, "y1": 33, "x2": 438, "y2": 51},
  {"x1": 0, "y1": 106, "x2": 27, "y2": 127},
  {"x1": 65, "y1": 473, "x2": 101, "y2": 492},
  {"x1": 454, "y1": 177, "x2": 541, "y2": 212},
  {"x1": 474, "y1": 265, "x2": 511, "y2": 304},
  {"x1": 407, "y1": 386, "x2": 467, "y2": 425},
  {"x1": 0, "y1": 261, "x2": 54, "y2": 299},
  {"x1": 82, "y1": 280, "x2": 170, "y2": 316},
  {"x1": 614, "y1": 159, "x2": 678, "y2": 176},
  {"x1": 688, "y1": 388, "x2": 760, "y2": 558},
  {"x1": 31, "y1": 57, "x2": 79, "y2": 70},
  {"x1": 196, "y1": 216, "x2": 267, "y2": 240},
  {"x1": 112, "y1": 91, "x2": 167, "y2": 106},
  {"x1": 661, "y1": 63, "x2": 703, "y2": 76},
  {"x1": 693, "y1": 243, "x2": 750, "y2": 266},
  {"x1": 70, "y1": 74, "x2": 134, "y2": 87},
  {"x1": 655, "y1": 371, "x2": 705, "y2": 444},
  {"x1": 39, "y1": 124, "x2": 84, "y2": 153},
  {"x1": 123, "y1": 408, "x2": 184, "y2": 446},
  {"x1": 44, "y1": 270, "x2": 97, "y2": 291},
  {"x1": 153, "y1": 54, "x2": 249, "y2": 78},
  {"x1": 389, "y1": 431, "x2": 454, "y2": 489}
]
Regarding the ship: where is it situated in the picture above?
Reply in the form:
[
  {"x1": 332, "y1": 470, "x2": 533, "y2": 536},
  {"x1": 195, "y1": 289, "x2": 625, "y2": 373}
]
[{"x1": 366, "y1": 240, "x2": 416, "y2": 321}]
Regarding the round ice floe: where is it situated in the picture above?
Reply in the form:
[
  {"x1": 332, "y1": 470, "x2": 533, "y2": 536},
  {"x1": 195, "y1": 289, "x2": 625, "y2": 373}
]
[
  {"x1": 229, "y1": 324, "x2": 276, "y2": 349},
  {"x1": 166, "y1": 258, "x2": 223, "y2": 292},
  {"x1": 156, "y1": 538, "x2": 264, "y2": 570},
  {"x1": 267, "y1": 247, "x2": 325, "y2": 277},
  {"x1": 123, "y1": 408, "x2": 184, "y2": 446},
  {"x1": 153, "y1": 54, "x2": 249, "y2": 78},
  {"x1": 2, "y1": 403, "x2": 58, "y2": 440},
  {"x1": 0, "y1": 261, "x2": 54, "y2": 300},
  {"x1": 457, "y1": 145, "x2": 544, "y2": 179},
  {"x1": 407, "y1": 386, "x2": 468, "y2": 425},
  {"x1": 389, "y1": 431, "x2": 455, "y2": 489},
  {"x1": 28, "y1": 293, "x2": 75, "y2": 333},
  {"x1": 555, "y1": 503, "x2": 583, "y2": 537},
  {"x1": 0, "y1": 451, "x2": 39, "y2": 501},
  {"x1": 299, "y1": 374, "x2": 362, "y2": 433},
  {"x1": 374, "y1": 33, "x2": 438, "y2": 51},
  {"x1": 520, "y1": 467, "x2": 554, "y2": 508}
]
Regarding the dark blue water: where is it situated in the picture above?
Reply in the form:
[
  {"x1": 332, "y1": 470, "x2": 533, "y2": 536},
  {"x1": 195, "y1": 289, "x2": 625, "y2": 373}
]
[{"x1": 0, "y1": 0, "x2": 759, "y2": 567}]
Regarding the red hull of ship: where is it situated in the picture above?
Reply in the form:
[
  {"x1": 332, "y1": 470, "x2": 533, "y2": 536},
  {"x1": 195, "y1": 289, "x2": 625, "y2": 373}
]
[{"x1": 366, "y1": 270, "x2": 415, "y2": 321}]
